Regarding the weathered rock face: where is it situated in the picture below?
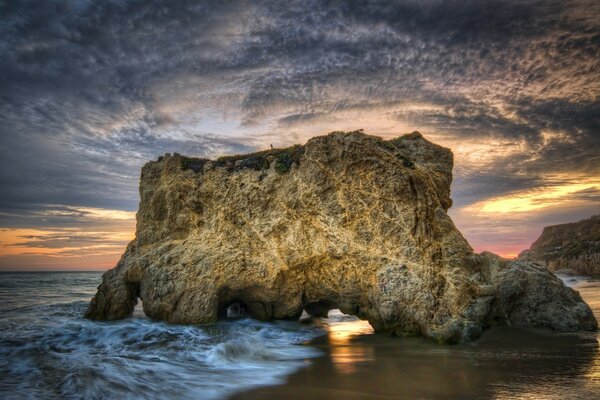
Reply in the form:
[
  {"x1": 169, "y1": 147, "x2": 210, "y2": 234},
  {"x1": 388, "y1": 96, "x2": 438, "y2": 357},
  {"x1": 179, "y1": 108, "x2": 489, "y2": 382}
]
[
  {"x1": 520, "y1": 215, "x2": 600, "y2": 278},
  {"x1": 85, "y1": 131, "x2": 597, "y2": 343}
]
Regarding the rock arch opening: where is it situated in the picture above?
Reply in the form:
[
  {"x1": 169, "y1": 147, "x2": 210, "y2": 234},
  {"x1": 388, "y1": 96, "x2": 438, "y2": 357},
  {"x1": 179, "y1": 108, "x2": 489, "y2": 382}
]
[
  {"x1": 127, "y1": 282, "x2": 147, "y2": 319},
  {"x1": 304, "y1": 300, "x2": 335, "y2": 318},
  {"x1": 302, "y1": 298, "x2": 375, "y2": 336}
]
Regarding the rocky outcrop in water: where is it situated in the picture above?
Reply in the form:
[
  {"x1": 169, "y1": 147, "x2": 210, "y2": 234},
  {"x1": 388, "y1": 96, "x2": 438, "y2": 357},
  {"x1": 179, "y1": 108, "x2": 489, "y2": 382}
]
[
  {"x1": 85, "y1": 131, "x2": 597, "y2": 342},
  {"x1": 520, "y1": 215, "x2": 600, "y2": 278}
]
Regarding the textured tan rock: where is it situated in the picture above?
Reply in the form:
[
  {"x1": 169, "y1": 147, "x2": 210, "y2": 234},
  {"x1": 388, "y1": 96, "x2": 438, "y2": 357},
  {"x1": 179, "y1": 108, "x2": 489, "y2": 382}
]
[{"x1": 85, "y1": 131, "x2": 597, "y2": 342}]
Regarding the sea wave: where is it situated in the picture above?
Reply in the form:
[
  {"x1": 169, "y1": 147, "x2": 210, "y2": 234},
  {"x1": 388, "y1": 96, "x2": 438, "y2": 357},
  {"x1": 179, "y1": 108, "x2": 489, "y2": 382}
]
[
  {"x1": 555, "y1": 271, "x2": 594, "y2": 288},
  {"x1": 0, "y1": 300, "x2": 324, "y2": 400}
]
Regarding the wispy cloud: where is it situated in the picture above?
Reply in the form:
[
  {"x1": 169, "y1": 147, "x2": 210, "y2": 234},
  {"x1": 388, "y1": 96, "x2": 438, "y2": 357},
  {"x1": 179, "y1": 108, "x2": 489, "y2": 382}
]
[{"x1": 470, "y1": 178, "x2": 600, "y2": 214}]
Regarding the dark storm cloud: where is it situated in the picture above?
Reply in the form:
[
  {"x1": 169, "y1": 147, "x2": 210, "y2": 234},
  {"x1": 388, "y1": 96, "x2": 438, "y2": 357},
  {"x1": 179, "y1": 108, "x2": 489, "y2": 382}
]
[
  {"x1": 0, "y1": 0, "x2": 599, "y2": 230},
  {"x1": 0, "y1": 0, "x2": 259, "y2": 219}
]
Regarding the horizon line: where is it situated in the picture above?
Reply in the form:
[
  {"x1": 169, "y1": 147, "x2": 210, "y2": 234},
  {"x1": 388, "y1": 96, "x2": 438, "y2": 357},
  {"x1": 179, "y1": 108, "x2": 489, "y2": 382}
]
[{"x1": 0, "y1": 269, "x2": 107, "y2": 273}]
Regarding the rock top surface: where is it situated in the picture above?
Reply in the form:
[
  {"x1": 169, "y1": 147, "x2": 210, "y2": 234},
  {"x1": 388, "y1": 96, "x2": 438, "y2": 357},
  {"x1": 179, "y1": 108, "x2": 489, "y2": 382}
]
[
  {"x1": 86, "y1": 131, "x2": 597, "y2": 342},
  {"x1": 520, "y1": 215, "x2": 600, "y2": 278}
]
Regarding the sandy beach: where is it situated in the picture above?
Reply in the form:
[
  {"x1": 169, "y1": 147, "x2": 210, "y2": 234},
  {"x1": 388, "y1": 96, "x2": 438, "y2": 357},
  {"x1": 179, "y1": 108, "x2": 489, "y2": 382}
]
[{"x1": 232, "y1": 279, "x2": 600, "y2": 400}]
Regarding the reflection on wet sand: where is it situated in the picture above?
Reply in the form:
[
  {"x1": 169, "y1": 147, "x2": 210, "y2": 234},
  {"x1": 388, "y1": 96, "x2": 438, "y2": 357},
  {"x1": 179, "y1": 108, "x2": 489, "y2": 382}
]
[
  {"x1": 324, "y1": 310, "x2": 374, "y2": 374},
  {"x1": 231, "y1": 280, "x2": 600, "y2": 400},
  {"x1": 575, "y1": 280, "x2": 600, "y2": 388}
]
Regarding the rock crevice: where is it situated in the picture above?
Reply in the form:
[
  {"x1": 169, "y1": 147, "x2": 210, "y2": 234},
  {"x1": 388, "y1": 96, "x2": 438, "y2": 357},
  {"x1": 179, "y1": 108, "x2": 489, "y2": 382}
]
[{"x1": 85, "y1": 131, "x2": 597, "y2": 342}]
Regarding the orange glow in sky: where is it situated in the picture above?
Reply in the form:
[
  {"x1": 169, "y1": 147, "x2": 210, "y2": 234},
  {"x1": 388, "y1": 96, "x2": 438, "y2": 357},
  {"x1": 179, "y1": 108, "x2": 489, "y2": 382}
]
[{"x1": 0, "y1": 207, "x2": 136, "y2": 271}]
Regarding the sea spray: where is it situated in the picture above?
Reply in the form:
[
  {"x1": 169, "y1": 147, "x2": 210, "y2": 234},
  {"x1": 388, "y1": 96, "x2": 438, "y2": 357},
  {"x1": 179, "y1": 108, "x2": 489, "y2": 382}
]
[{"x1": 0, "y1": 273, "x2": 324, "y2": 400}]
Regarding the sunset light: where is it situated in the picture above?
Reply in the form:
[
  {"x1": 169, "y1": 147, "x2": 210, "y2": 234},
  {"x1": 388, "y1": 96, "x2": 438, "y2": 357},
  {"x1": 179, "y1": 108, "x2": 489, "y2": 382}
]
[
  {"x1": 1, "y1": 1, "x2": 599, "y2": 399},
  {"x1": 476, "y1": 178, "x2": 600, "y2": 214}
]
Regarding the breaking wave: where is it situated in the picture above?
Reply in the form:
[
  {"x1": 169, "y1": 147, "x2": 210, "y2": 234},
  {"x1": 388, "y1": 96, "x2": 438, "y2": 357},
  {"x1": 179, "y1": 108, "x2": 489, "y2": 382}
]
[{"x1": 0, "y1": 273, "x2": 324, "y2": 400}]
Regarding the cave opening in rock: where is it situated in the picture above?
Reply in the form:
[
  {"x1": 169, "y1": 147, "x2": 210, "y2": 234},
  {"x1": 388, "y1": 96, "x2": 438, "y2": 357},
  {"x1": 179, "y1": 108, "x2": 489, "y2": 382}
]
[
  {"x1": 303, "y1": 299, "x2": 375, "y2": 339},
  {"x1": 132, "y1": 297, "x2": 146, "y2": 318},
  {"x1": 216, "y1": 286, "x2": 278, "y2": 321},
  {"x1": 303, "y1": 300, "x2": 335, "y2": 318},
  {"x1": 219, "y1": 300, "x2": 248, "y2": 320},
  {"x1": 127, "y1": 282, "x2": 146, "y2": 318}
]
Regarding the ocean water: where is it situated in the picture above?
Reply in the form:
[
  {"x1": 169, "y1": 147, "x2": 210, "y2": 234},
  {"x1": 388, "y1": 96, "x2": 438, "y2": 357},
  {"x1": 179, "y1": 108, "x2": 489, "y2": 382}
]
[
  {"x1": 1, "y1": 272, "x2": 600, "y2": 400},
  {"x1": 0, "y1": 272, "x2": 323, "y2": 399}
]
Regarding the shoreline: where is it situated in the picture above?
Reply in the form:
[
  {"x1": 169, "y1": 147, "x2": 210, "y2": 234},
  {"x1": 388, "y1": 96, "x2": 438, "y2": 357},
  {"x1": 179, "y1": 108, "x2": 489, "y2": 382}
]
[{"x1": 230, "y1": 278, "x2": 600, "y2": 400}]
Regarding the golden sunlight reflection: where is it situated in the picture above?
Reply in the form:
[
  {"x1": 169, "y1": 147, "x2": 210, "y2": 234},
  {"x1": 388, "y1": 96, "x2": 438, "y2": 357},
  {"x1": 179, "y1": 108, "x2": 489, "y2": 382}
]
[
  {"x1": 324, "y1": 309, "x2": 375, "y2": 374},
  {"x1": 586, "y1": 338, "x2": 600, "y2": 384},
  {"x1": 580, "y1": 282, "x2": 600, "y2": 383}
]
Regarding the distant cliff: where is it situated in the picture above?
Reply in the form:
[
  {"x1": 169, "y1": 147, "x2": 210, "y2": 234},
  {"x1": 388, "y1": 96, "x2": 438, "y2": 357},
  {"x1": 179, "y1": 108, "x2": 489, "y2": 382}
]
[
  {"x1": 520, "y1": 215, "x2": 600, "y2": 278},
  {"x1": 85, "y1": 130, "x2": 597, "y2": 342}
]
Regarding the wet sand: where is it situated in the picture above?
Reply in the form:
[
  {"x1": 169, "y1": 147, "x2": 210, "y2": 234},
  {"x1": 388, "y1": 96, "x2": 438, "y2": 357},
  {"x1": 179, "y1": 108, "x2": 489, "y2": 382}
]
[{"x1": 231, "y1": 280, "x2": 600, "y2": 400}]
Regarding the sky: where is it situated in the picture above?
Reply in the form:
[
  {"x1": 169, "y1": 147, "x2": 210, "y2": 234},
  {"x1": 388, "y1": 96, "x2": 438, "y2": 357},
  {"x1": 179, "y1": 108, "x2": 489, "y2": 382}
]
[{"x1": 0, "y1": 0, "x2": 599, "y2": 270}]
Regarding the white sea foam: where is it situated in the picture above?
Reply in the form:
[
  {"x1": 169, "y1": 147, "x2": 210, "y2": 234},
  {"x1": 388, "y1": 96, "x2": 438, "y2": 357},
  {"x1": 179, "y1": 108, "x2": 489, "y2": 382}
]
[
  {"x1": 555, "y1": 271, "x2": 592, "y2": 288},
  {"x1": 0, "y1": 273, "x2": 324, "y2": 400}
]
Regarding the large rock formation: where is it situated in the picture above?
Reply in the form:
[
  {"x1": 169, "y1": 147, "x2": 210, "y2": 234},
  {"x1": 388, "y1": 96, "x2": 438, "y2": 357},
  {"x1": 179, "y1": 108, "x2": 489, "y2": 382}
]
[
  {"x1": 520, "y1": 215, "x2": 600, "y2": 278},
  {"x1": 85, "y1": 131, "x2": 597, "y2": 343}
]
